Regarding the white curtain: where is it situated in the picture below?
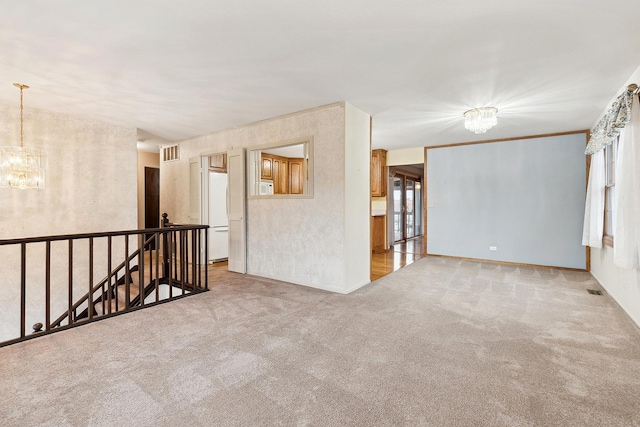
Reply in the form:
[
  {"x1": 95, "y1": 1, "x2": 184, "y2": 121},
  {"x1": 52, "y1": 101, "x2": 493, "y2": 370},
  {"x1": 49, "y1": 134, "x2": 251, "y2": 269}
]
[
  {"x1": 613, "y1": 95, "x2": 640, "y2": 268},
  {"x1": 582, "y1": 149, "x2": 605, "y2": 248}
]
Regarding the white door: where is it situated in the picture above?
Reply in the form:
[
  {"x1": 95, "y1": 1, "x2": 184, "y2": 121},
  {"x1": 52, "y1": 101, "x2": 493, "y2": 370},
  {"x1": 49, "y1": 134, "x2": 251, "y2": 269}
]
[{"x1": 227, "y1": 148, "x2": 246, "y2": 273}]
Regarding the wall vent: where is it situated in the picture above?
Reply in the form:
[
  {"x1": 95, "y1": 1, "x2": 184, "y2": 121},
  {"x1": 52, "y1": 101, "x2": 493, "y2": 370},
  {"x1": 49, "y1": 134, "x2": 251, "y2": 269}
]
[{"x1": 162, "y1": 144, "x2": 180, "y2": 162}]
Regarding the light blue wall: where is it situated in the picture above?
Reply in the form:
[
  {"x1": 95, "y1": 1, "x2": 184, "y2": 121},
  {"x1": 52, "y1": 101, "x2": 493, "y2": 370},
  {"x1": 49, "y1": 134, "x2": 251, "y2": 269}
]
[{"x1": 427, "y1": 133, "x2": 587, "y2": 269}]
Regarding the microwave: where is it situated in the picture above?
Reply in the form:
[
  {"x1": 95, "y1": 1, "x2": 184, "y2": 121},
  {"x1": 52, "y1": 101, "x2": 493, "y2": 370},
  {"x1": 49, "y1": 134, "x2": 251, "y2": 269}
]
[{"x1": 259, "y1": 180, "x2": 274, "y2": 195}]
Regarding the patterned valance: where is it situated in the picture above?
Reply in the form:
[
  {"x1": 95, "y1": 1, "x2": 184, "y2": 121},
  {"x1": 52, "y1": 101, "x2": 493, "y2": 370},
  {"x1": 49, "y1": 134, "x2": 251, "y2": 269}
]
[{"x1": 585, "y1": 89, "x2": 635, "y2": 155}]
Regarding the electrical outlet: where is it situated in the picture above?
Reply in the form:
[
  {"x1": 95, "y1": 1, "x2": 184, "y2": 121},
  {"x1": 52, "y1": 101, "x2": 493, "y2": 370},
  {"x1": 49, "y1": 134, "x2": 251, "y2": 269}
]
[{"x1": 489, "y1": 246, "x2": 497, "y2": 251}]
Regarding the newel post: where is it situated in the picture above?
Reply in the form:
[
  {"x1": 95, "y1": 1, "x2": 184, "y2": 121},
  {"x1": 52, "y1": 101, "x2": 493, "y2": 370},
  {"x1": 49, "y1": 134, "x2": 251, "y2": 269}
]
[{"x1": 162, "y1": 213, "x2": 170, "y2": 279}]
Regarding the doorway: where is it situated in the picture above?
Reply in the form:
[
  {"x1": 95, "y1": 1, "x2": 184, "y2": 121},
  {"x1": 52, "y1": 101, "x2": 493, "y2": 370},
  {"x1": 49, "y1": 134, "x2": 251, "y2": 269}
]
[
  {"x1": 204, "y1": 153, "x2": 229, "y2": 265},
  {"x1": 194, "y1": 149, "x2": 247, "y2": 274},
  {"x1": 144, "y1": 167, "x2": 160, "y2": 249},
  {"x1": 391, "y1": 166, "x2": 423, "y2": 243}
]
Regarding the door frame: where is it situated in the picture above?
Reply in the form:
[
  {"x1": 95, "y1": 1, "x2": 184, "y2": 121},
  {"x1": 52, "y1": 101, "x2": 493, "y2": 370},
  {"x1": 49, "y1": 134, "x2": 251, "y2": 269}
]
[
  {"x1": 390, "y1": 167, "x2": 423, "y2": 243},
  {"x1": 144, "y1": 166, "x2": 160, "y2": 249},
  {"x1": 197, "y1": 149, "x2": 247, "y2": 274}
]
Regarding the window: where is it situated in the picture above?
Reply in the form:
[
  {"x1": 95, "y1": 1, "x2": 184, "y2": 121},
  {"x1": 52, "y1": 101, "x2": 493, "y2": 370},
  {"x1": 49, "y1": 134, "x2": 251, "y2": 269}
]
[
  {"x1": 248, "y1": 138, "x2": 313, "y2": 198},
  {"x1": 603, "y1": 138, "x2": 618, "y2": 246}
]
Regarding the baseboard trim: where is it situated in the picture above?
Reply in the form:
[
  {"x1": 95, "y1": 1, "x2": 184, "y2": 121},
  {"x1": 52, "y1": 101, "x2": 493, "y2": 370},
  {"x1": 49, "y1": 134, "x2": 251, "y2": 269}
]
[
  {"x1": 344, "y1": 279, "x2": 371, "y2": 295},
  {"x1": 590, "y1": 271, "x2": 640, "y2": 331},
  {"x1": 245, "y1": 272, "x2": 354, "y2": 295},
  {"x1": 426, "y1": 253, "x2": 588, "y2": 272}
]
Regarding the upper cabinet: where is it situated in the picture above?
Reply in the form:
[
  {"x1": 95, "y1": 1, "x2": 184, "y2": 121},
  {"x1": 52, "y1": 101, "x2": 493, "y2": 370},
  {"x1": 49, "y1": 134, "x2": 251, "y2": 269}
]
[
  {"x1": 261, "y1": 153, "x2": 304, "y2": 195},
  {"x1": 371, "y1": 149, "x2": 387, "y2": 197},
  {"x1": 261, "y1": 156, "x2": 273, "y2": 180}
]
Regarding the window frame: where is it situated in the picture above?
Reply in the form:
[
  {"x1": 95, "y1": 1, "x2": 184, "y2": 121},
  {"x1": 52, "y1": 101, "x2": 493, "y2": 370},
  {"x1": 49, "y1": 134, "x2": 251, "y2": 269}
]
[{"x1": 247, "y1": 137, "x2": 314, "y2": 199}]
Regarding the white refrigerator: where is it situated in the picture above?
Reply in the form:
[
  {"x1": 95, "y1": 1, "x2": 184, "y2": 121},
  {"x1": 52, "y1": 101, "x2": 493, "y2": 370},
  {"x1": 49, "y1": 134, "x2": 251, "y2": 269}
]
[{"x1": 209, "y1": 172, "x2": 229, "y2": 261}]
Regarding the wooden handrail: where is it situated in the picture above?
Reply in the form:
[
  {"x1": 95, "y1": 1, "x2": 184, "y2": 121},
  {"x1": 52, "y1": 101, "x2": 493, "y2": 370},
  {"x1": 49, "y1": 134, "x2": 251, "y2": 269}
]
[
  {"x1": 0, "y1": 213, "x2": 209, "y2": 348},
  {"x1": 0, "y1": 224, "x2": 207, "y2": 246}
]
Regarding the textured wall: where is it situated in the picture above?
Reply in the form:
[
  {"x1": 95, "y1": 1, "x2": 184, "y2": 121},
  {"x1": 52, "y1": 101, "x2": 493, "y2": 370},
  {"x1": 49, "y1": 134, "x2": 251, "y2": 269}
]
[
  {"x1": 0, "y1": 105, "x2": 138, "y2": 341},
  {"x1": 161, "y1": 103, "x2": 371, "y2": 293},
  {"x1": 387, "y1": 147, "x2": 424, "y2": 166},
  {"x1": 591, "y1": 246, "x2": 640, "y2": 327},
  {"x1": 590, "y1": 64, "x2": 640, "y2": 328},
  {"x1": 0, "y1": 106, "x2": 137, "y2": 237}
]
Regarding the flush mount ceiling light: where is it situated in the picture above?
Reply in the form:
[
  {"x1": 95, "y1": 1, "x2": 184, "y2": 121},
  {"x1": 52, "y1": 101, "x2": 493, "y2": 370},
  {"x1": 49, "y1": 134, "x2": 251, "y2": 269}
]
[
  {"x1": 464, "y1": 107, "x2": 498, "y2": 134},
  {"x1": 0, "y1": 83, "x2": 46, "y2": 189}
]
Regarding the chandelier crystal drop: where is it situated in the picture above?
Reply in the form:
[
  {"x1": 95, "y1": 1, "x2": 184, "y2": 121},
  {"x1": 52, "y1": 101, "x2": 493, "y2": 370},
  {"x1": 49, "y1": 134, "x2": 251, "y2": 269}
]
[
  {"x1": 0, "y1": 83, "x2": 46, "y2": 189},
  {"x1": 464, "y1": 107, "x2": 498, "y2": 134}
]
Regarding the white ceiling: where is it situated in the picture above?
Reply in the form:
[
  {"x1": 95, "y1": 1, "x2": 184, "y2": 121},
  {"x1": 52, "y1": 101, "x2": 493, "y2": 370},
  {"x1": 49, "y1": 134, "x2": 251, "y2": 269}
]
[{"x1": 2, "y1": 1, "x2": 640, "y2": 151}]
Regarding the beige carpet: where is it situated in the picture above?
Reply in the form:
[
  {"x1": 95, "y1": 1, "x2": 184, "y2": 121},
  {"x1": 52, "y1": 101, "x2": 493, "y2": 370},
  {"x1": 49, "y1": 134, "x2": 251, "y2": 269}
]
[{"x1": 1, "y1": 257, "x2": 640, "y2": 426}]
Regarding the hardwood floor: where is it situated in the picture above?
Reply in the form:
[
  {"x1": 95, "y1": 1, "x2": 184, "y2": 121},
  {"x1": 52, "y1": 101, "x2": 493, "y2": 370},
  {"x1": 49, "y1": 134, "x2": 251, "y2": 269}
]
[
  {"x1": 207, "y1": 248, "x2": 420, "y2": 285},
  {"x1": 155, "y1": 248, "x2": 412, "y2": 287},
  {"x1": 371, "y1": 236, "x2": 424, "y2": 281}
]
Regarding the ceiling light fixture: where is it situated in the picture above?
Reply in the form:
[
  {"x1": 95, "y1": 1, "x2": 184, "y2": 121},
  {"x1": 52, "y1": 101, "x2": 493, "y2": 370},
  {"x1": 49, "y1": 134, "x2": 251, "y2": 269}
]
[
  {"x1": 0, "y1": 83, "x2": 46, "y2": 189},
  {"x1": 464, "y1": 107, "x2": 498, "y2": 134}
]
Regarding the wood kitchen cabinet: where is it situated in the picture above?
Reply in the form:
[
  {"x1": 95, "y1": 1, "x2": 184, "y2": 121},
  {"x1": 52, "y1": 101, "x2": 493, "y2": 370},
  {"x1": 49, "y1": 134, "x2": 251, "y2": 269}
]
[
  {"x1": 289, "y1": 159, "x2": 304, "y2": 194},
  {"x1": 261, "y1": 156, "x2": 273, "y2": 180},
  {"x1": 260, "y1": 153, "x2": 305, "y2": 194},
  {"x1": 371, "y1": 214, "x2": 387, "y2": 253},
  {"x1": 272, "y1": 157, "x2": 289, "y2": 194},
  {"x1": 371, "y1": 149, "x2": 387, "y2": 197}
]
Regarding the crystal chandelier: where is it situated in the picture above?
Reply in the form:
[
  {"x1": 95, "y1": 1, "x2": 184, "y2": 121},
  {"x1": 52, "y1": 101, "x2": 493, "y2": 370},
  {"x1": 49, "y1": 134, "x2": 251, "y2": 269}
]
[
  {"x1": 0, "y1": 84, "x2": 46, "y2": 189},
  {"x1": 464, "y1": 107, "x2": 498, "y2": 134}
]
